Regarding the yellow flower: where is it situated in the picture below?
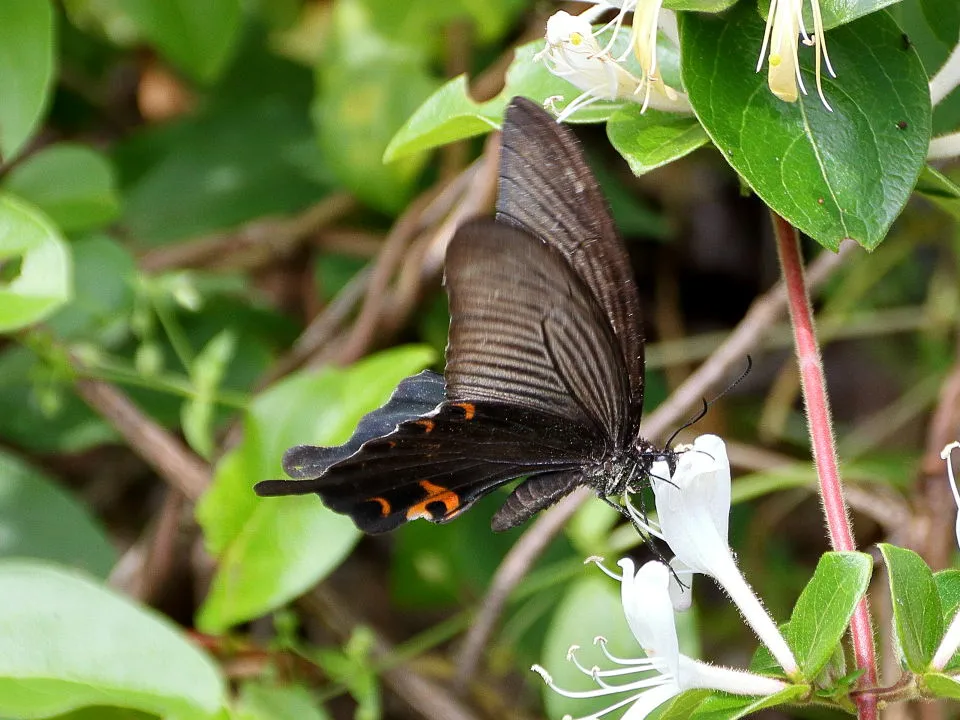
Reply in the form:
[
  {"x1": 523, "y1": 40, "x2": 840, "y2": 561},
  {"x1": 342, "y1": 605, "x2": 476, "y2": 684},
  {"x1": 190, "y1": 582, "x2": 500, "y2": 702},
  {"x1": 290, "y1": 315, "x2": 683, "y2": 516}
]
[{"x1": 756, "y1": 0, "x2": 836, "y2": 110}]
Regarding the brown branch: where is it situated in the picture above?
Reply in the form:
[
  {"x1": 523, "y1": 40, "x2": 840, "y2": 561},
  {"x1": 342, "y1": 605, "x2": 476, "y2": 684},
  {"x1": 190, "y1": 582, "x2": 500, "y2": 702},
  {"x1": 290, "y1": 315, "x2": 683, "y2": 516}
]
[
  {"x1": 454, "y1": 239, "x2": 855, "y2": 687},
  {"x1": 73, "y1": 376, "x2": 210, "y2": 501},
  {"x1": 139, "y1": 193, "x2": 357, "y2": 272},
  {"x1": 302, "y1": 586, "x2": 483, "y2": 720}
]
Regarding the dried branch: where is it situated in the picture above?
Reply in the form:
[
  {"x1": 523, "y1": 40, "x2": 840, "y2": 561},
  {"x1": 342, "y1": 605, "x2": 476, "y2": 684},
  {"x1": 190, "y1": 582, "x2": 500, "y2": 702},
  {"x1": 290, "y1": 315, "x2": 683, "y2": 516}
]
[
  {"x1": 74, "y1": 376, "x2": 210, "y2": 501},
  {"x1": 139, "y1": 193, "x2": 357, "y2": 272}
]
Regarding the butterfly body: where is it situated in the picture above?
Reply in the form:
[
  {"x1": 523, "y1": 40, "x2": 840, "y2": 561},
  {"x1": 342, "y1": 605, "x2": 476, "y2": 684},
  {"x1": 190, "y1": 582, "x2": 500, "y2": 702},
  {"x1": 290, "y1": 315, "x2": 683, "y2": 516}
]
[{"x1": 255, "y1": 97, "x2": 670, "y2": 533}]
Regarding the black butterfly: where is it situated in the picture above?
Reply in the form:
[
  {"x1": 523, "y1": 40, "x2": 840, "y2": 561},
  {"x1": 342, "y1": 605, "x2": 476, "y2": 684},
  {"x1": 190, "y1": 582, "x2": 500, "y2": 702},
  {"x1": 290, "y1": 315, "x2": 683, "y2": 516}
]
[{"x1": 255, "y1": 96, "x2": 670, "y2": 533}]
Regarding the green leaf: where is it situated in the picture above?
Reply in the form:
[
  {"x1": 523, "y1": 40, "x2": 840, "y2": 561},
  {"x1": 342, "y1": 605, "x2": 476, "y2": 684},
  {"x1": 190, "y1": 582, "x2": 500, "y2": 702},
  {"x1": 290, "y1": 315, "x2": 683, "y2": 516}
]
[
  {"x1": 680, "y1": 3, "x2": 931, "y2": 250},
  {"x1": 657, "y1": 689, "x2": 712, "y2": 720},
  {"x1": 196, "y1": 345, "x2": 435, "y2": 632},
  {"x1": 0, "y1": 194, "x2": 72, "y2": 332},
  {"x1": 46, "y1": 234, "x2": 136, "y2": 341},
  {"x1": 607, "y1": 106, "x2": 710, "y2": 176},
  {"x1": 119, "y1": 0, "x2": 242, "y2": 83},
  {"x1": 935, "y1": 569, "x2": 960, "y2": 671},
  {"x1": 785, "y1": 552, "x2": 872, "y2": 678},
  {"x1": 918, "y1": 0, "x2": 960, "y2": 45},
  {"x1": 540, "y1": 576, "x2": 641, "y2": 720},
  {"x1": 879, "y1": 543, "x2": 943, "y2": 671},
  {"x1": 663, "y1": 0, "x2": 736, "y2": 10},
  {"x1": 2, "y1": 145, "x2": 121, "y2": 233},
  {"x1": 0, "y1": 560, "x2": 225, "y2": 719},
  {"x1": 235, "y1": 683, "x2": 331, "y2": 720},
  {"x1": 768, "y1": 0, "x2": 912, "y2": 30},
  {"x1": 383, "y1": 41, "x2": 629, "y2": 163},
  {"x1": 0, "y1": 0, "x2": 54, "y2": 162},
  {"x1": 0, "y1": 449, "x2": 116, "y2": 577},
  {"x1": 116, "y1": 47, "x2": 329, "y2": 247},
  {"x1": 689, "y1": 685, "x2": 808, "y2": 720},
  {"x1": 915, "y1": 166, "x2": 960, "y2": 220},
  {"x1": 182, "y1": 330, "x2": 237, "y2": 460},
  {"x1": 922, "y1": 672, "x2": 960, "y2": 700},
  {"x1": 0, "y1": 346, "x2": 115, "y2": 453},
  {"x1": 312, "y1": 0, "x2": 439, "y2": 213}
]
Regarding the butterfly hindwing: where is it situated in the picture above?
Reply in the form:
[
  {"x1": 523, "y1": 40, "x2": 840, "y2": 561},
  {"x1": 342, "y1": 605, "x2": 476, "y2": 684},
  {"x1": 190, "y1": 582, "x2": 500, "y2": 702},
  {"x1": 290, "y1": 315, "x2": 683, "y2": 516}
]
[
  {"x1": 255, "y1": 370, "x2": 446, "y2": 496},
  {"x1": 283, "y1": 400, "x2": 596, "y2": 533}
]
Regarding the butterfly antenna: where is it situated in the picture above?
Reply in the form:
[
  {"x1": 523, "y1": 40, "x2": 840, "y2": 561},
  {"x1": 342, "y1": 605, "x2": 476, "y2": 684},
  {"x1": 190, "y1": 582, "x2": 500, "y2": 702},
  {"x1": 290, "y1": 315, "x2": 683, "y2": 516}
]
[{"x1": 664, "y1": 355, "x2": 754, "y2": 448}]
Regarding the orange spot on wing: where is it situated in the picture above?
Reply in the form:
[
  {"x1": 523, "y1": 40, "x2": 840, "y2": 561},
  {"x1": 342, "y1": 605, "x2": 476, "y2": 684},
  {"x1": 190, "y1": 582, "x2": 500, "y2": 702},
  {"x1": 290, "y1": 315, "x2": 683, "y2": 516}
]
[
  {"x1": 405, "y1": 480, "x2": 462, "y2": 521},
  {"x1": 453, "y1": 402, "x2": 476, "y2": 420},
  {"x1": 415, "y1": 418, "x2": 435, "y2": 433},
  {"x1": 368, "y1": 497, "x2": 391, "y2": 516}
]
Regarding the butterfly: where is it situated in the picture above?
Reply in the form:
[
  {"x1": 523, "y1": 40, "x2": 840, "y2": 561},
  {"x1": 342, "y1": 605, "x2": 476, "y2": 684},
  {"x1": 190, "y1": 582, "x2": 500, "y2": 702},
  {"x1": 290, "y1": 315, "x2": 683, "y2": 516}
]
[{"x1": 254, "y1": 96, "x2": 670, "y2": 533}]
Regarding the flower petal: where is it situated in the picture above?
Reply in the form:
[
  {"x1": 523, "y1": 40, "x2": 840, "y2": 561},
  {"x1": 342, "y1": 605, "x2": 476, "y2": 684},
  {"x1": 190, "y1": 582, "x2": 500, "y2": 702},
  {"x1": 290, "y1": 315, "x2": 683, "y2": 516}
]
[{"x1": 620, "y1": 682, "x2": 680, "y2": 720}]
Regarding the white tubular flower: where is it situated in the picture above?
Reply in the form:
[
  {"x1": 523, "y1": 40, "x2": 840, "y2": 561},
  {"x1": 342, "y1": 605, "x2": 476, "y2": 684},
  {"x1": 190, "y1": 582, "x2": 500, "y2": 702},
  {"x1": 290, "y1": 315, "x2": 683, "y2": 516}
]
[
  {"x1": 532, "y1": 559, "x2": 788, "y2": 719},
  {"x1": 756, "y1": 0, "x2": 836, "y2": 110},
  {"x1": 931, "y1": 441, "x2": 960, "y2": 670},
  {"x1": 540, "y1": 6, "x2": 690, "y2": 121},
  {"x1": 645, "y1": 435, "x2": 799, "y2": 676}
]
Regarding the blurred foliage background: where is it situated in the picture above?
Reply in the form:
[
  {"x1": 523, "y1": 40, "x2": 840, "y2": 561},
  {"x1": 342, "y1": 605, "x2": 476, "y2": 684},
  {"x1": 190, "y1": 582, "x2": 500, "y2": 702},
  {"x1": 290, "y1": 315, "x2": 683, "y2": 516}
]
[{"x1": 0, "y1": 1, "x2": 959, "y2": 719}]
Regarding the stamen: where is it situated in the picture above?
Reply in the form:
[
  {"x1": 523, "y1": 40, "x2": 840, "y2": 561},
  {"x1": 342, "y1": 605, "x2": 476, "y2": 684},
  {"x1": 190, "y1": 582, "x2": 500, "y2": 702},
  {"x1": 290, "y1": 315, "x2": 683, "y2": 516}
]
[
  {"x1": 586, "y1": 556, "x2": 624, "y2": 581},
  {"x1": 596, "y1": 636, "x2": 665, "y2": 667}
]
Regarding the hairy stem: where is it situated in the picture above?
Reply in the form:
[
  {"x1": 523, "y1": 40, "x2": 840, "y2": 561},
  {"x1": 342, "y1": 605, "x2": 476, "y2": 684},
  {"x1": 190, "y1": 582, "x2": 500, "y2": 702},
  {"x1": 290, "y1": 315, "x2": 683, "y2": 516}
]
[{"x1": 772, "y1": 214, "x2": 877, "y2": 720}]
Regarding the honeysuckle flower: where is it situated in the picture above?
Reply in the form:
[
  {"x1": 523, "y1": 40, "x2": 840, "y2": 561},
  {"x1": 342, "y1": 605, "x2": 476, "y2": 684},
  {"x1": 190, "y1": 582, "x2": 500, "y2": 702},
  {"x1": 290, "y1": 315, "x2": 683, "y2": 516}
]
[
  {"x1": 756, "y1": 0, "x2": 836, "y2": 110},
  {"x1": 532, "y1": 559, "x2": 788, "y2": 719},
  {"x1": 629, "y1": 434, "x2": 799, "y2": 676},
  {"x1": 931, "y1": 441, "x2": 960, "y2": 670},
  {"x1": 539, "y1": 4, "x2": 690, "y2": 121}
]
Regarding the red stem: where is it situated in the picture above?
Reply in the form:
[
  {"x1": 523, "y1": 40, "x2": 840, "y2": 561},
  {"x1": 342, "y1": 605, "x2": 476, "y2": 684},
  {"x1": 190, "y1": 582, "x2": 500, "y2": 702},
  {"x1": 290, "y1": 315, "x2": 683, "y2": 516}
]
[{"x1": 773, "y1": 215, "x2": 878, "y2": 720}]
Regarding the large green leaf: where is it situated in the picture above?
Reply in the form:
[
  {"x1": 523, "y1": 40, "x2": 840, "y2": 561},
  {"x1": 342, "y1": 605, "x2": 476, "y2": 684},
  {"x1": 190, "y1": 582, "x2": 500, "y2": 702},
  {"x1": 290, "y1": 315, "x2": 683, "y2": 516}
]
[
  {"x1": 785, "y1": 552, "x2": 872, "y2": 678},
  {"x1": 312, "y1": 0, "x2": 438, "y2": 213},
  {"x1": 0, "y1": 194, "x2": 72, "y2": 332},
  {"x1": 0, "y1": 560, "x2": 225, "y2": 719},
  {"x1": 680, "y1": 3, "x2": 931, "y2": 250},
  {"x1": 119, "y1": 0, "x2": 242, "y2": 83},
  {"x1": 234, "y1": 683, "x2": 331, "y2": 720},
  {"x1": 688, "y1": 685, "x2": 808, "y2": 720},
  {"x1": 607, "y1": 107, "x2": 710, "y2": 176},
  {"x1": 879, "y1": 543, "x2": 942, "y2": 671},
  {"x1": 0, "y1": 450, "x2": 116, "y2": 577},
  {"x1": 0, "y1": 0, "x2": 54, "y2": 161},
  {"x1": 196, "y1": 346, "x2": 435, "y2": 632},
  {"x1": 918, "y1": 0, "x2": 960, "y2": 45},
  {"x1": 2, "y1": 145, "x2": 121, "y2": 233}
]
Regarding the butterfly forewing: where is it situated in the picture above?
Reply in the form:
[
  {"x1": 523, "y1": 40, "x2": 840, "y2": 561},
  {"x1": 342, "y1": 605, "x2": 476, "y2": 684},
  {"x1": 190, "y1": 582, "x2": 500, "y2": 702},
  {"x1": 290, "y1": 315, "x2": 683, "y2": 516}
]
[
  {"x1": 497, "y1": 98, "x2": 645, "y2": 428},
  {"x1": 446, "y1": 219, "x2": 630, "y2": 444}
]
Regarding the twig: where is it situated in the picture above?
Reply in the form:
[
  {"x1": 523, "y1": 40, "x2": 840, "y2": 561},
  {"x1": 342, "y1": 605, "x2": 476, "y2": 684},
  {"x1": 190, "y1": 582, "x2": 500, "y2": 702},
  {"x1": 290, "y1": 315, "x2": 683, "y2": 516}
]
[
  {"x1": 454, "y1": 239, "x2": 854, "y2": 687},
  {"x1": 110, "y1": 489, "x2": 190, "y2": 601},
  {"x1": 74, "y1": 376, "x2": 210, "y2": 501},
  {"x1": 139, "y1": 193, "x2": 357, "y2": 272},
  {"x1": 329, "y1": 146, "x2": 497, "y2": 366},
  {"x1": 772, "y1": 214, "x2": 876, "y2": 720},
  {"x1": 302, "y1": 586, "x2": 483, "y2": 720},
  {"x1": 918, "y1": 340, "x2": 960, "y2": 570}
]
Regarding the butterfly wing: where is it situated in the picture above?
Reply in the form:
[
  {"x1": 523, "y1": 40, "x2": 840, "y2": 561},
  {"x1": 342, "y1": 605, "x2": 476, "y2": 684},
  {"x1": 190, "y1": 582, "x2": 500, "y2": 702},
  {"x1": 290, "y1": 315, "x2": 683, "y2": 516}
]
[
  {"x1": 496, "y1": 97, "x2": 645, "y2": 436},
  {"x1": 258, "y1": 398, "x2": 595, "y2": 533},
  {"x1": 445, "y1": 218, "x2": 631, "y2": 448}
]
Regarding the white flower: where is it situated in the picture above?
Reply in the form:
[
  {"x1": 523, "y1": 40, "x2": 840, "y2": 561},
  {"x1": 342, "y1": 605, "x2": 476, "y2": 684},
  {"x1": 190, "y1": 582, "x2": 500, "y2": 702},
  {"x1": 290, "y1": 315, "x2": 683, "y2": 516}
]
[
  {"x1": 539, "y1": 5, "x2": 690, "y2": 121},
  {"x1": 756, "y1": 0, "x2": 836, "y2": 110},
  {"x1": 630, "y1": 434, "x2": 799, "y2": 676},
  {"x1": 931, "y1": 441, "x2": 960, "y2": 670},
  {"x1": 532, "y1": 559, "x2": 788, "y2": 719}
]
